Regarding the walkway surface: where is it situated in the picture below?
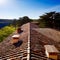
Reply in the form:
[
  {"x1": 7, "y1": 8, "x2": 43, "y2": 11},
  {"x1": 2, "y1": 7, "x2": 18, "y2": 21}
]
[{"x1": 0, "y1": 23, "x2": 60, "y2": 60}]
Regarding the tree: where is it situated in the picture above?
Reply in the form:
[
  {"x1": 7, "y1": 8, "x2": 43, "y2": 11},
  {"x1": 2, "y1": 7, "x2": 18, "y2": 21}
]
[
  {"x1": 18, "y1": 16, "x2": 32, "y2": 26},
  {"x1": 17, "y1": 17, "x2": 22, "y2": 26},
  {"x1": 38, "y1": 11, "x2": 60, "y2": 29},
  {"x1": 12, "y1": 19, "x2": 17, "y2": 29}
]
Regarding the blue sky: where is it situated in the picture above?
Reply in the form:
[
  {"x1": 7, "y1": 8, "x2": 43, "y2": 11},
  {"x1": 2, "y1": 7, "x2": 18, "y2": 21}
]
[{"x1": 0, "y1": 0, "x2": 60, "y2": 19}]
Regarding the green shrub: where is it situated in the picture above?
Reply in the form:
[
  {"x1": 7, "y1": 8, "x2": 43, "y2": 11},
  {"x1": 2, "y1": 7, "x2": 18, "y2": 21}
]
[{"x1": 0, "y1": 26, "x2": 15, "y2": 42}]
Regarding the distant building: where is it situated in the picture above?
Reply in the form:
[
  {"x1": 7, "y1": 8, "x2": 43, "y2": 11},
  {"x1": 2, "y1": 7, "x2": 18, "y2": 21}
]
[{"x1": 44, "y1": 45, "x2": 59, "y2": 60}]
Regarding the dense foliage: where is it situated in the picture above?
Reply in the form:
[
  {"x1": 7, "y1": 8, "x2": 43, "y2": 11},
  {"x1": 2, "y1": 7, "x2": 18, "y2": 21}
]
[
  {"x1": 38, "y1": 11, "x2": 60, "y2": 29},
  {"x1": 12, "y1": 16, "x2": 32, "y2": 27},
  {"x1": 0, "y1": 26, "x2": 15, "y2": 42}
]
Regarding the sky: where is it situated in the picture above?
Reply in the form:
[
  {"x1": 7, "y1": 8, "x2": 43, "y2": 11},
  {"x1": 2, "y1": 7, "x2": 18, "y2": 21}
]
[{"x1": 0, "y1": 0, "x2": 60, "y2": 19}]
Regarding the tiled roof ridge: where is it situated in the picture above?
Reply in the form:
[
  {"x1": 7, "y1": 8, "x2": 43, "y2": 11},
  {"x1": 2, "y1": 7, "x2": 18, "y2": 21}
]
[{"x1": 0, "y1": 22, "x2": 60, "y2": 60}]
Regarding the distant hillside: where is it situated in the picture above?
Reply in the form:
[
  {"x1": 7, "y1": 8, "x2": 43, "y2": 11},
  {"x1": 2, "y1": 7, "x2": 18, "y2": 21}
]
[
  {"x1": 0, "y1": 19, "x2": 13, "y2": 28},
  {"x1": 0, "y1": 19, "x2": 13, "y2": 23}
]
